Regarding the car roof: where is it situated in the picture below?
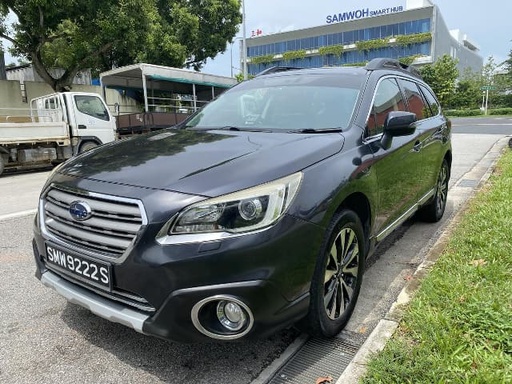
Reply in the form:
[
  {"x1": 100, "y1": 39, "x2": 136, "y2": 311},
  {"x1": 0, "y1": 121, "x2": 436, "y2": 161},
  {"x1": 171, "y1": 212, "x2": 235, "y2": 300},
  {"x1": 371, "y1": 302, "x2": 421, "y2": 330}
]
[{"x1": 256, "y1": 58, "x2": 422, "y2": 81}]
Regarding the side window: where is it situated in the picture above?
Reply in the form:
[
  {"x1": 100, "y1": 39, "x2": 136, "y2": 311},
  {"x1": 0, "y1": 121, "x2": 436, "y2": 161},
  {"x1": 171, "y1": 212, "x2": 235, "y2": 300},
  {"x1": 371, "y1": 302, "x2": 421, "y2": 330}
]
[
  {"x1": 367, "y1": 78, "x2": 406, "y2": 137},
  {"x1": 399, "y1": 79, "x2": 427, "y2": 120},
  {"x1": 419, "y1": 84, "x2": 440, "y2": 117},
  {"x1": 74, "y1": 95, "x2": 110, "y2": 121}
]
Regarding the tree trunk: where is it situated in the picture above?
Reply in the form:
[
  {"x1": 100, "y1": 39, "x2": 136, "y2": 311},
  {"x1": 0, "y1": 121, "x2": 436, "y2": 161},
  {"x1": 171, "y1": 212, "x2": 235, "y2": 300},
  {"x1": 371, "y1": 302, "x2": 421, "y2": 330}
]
[{"x1": 31, "y1": 51, "x2": 78, "y2": 92}]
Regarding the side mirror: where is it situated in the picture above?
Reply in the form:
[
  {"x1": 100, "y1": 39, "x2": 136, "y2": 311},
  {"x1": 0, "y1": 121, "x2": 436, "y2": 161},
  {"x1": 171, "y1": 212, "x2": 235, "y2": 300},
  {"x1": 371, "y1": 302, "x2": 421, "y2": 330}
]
[{"x1": 381, "y1": 111, "x2": 417, "y2": 149}]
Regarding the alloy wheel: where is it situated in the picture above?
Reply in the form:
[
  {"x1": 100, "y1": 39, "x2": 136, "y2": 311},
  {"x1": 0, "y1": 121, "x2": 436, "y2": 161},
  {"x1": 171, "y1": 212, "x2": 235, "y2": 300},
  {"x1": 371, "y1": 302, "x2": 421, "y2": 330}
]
[{"x1": 323, "y1": 227, "x2": 360, "y2": 320}]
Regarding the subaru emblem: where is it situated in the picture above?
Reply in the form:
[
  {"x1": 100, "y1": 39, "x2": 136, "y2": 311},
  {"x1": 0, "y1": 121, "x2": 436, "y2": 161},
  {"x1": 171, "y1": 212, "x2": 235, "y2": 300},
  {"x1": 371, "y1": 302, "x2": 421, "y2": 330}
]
[{"x1": 69, "y1": 201, "x2": 92, "y2": 221}]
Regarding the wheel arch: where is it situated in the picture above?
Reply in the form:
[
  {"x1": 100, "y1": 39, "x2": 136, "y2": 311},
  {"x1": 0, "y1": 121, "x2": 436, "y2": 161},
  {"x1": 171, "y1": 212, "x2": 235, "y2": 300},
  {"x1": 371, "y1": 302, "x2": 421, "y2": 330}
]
[
  {"x1": 444, "y1": 150, "x2": 452, "y2": 173},
  {"x1": 335, "y1": 192, "x2": 372, "y2": 252},
  {"x1": 77, "y1": 136, "x2": 103, "y2": 154}
]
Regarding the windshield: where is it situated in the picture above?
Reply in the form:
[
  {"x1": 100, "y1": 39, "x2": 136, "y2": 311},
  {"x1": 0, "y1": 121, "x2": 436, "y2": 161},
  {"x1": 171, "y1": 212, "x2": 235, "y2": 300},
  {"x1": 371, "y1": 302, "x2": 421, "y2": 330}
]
[{"x1": 186, "y1": 73, "x2": 362, "y2": 131}]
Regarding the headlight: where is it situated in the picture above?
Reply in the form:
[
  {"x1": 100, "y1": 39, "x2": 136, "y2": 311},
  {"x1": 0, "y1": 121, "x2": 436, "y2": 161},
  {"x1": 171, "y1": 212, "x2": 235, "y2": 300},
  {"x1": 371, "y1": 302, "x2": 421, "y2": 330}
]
[{"x1": 169, "y1": 172, "x2": 302, "y2": 235}]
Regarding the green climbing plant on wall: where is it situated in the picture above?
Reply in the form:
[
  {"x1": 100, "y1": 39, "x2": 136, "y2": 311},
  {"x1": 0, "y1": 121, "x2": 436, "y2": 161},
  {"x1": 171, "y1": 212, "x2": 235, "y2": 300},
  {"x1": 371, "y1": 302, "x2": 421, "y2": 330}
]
[
  {"x1": 282, "y1": 49, "x2": 307, "y2": 61},
  {"x1": 318, "y1": 45, "x2": 344, "y2": 57},
  {"x1": 395, "y1": 32, "x2": 432, "y2": 46},
  {"x1": 356, "y1": 38, "x2": 388, "y2": 52},
  {"x1": 251, "y1": 54, "x2": 275, "y2": 65}
]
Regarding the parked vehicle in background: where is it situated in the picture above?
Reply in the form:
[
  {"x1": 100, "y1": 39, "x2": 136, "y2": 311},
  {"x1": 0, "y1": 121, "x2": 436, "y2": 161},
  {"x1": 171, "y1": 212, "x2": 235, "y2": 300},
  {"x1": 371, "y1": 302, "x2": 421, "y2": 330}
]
[
  {"x1": 0, "y1": 92, "x2": 116, "y2": 176},
  {"x1": 33, "y1": 58, "x2": 451, "y2": 342}
]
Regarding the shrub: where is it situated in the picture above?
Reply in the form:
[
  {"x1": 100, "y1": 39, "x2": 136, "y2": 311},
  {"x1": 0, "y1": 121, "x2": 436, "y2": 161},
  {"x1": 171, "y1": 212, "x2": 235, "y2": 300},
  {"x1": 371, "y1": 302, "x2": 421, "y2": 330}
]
[
  {"x1": 444, "y1": 109, "x2": 483, "y2": 117},
  {"x1": 488, "y1": 108, "x2": 512, "y2": 116}
]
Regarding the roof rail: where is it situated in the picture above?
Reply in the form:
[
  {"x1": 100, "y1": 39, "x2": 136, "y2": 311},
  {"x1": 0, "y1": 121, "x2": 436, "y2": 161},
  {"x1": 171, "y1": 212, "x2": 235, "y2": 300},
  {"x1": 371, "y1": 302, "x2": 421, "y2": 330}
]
[
  {"x1": 255, "y1": 66, "x2": 303, "y2": 77},
  {"x1": 365, "y1": 58, "x2": 422, "y2": 79}
]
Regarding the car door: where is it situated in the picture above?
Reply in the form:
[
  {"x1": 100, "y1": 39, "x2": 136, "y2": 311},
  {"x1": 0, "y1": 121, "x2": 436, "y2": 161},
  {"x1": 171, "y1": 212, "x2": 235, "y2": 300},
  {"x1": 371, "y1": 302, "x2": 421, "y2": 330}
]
[
  {"x1": 398, "y1": 78, "x2": 447, "y2": 201},
  {"x1": 364, "y1": 76, "x2": 424, "y2": 240},
  {"x1": 71, "y1": 94, "x2": 116, "y2": 144}
]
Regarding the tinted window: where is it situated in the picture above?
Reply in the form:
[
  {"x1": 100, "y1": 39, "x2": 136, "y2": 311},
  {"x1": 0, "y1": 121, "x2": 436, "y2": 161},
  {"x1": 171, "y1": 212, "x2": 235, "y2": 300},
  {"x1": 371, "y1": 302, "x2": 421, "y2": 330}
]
[
  {"x1": 419, "y1": 84, "x2": 440, "y2": 117},
  {"x1": 75, "y1": 95, "x2": 110, "y2": 121},
  {"x1": 399, "y1": 79, "x2": 427, "y2": 120},
  {"x1": 366, "y1": 78, "x2": 406, "y2": 137}
]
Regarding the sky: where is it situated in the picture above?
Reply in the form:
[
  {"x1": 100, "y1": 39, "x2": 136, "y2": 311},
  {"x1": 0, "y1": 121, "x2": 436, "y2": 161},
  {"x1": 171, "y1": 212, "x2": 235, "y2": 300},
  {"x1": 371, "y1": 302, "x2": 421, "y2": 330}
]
[
  {"x1": 2, "y1": 0, "x2": 510, "y2": 76},
  {"x1": 203, "y1": 0, "x2": 512, "y2": 77}
]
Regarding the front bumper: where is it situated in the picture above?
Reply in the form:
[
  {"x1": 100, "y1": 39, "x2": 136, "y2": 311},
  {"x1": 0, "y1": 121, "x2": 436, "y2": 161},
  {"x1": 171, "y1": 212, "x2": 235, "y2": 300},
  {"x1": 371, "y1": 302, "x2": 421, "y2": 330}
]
[
  {"x1": 40, "y1": 270, "x2": 149, "y2": 333},
  {"x1": 33, "y1": 213, "x2": 323, "y2": 342}
]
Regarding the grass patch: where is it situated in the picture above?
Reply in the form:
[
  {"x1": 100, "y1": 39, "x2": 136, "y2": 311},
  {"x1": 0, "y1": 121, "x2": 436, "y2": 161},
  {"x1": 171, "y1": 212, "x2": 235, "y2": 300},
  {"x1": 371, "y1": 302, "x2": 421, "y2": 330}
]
[{"x1": 362, "y1": 149, "x2": 512, "y2": 383}]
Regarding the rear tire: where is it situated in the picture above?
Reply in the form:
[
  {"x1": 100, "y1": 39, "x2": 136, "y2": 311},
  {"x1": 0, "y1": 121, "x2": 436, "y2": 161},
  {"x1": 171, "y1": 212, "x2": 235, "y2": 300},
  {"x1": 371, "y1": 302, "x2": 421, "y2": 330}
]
[
  {"x1": 304, "y1": 209, "x2": 366, "y2": 338},
  {"x1": 417, "y1": 159, "x2": 449, "y2": 223},
  {"x1": 79, "y1": 141, "x2": 98, "y2": 154}
]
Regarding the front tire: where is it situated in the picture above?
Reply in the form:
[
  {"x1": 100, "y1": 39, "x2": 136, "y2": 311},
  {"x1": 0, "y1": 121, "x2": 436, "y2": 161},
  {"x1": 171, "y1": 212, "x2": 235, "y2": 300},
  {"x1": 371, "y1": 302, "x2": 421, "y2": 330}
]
[
  {"x1": 305, "y1": 209, "x2": 366, "y2": 338},
  {"x1": 79, "y1": 141, "x2": 98, "y2": 154}
]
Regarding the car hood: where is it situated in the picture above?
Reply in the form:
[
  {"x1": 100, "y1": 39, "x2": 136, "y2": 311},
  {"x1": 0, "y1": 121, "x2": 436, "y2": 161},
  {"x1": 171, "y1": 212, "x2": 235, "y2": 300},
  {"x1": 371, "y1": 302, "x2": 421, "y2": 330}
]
[{"x1": 59, "y1": 129, "x2": 344, "y2": 197}]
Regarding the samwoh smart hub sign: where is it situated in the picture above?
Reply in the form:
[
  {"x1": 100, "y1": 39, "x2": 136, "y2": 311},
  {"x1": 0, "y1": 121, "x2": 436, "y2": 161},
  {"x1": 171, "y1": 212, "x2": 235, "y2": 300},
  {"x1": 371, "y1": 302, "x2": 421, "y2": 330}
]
[{"x1": 325, "y1": 1, "x2": 406, "y2": 24}]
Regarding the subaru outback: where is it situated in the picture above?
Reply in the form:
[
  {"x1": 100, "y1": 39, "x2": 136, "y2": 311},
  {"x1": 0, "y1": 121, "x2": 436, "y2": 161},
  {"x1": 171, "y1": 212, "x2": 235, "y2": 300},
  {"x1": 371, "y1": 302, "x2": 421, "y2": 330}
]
[{"x1": 33, "y1": 58, "x2": 451, "y2": 342}]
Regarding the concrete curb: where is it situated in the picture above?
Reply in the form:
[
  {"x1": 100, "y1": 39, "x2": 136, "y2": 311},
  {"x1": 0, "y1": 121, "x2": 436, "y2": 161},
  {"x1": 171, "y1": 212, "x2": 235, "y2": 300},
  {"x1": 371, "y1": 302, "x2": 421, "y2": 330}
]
[{"x1": 336, "y1": 136, "x2": 511, "y2": 384}]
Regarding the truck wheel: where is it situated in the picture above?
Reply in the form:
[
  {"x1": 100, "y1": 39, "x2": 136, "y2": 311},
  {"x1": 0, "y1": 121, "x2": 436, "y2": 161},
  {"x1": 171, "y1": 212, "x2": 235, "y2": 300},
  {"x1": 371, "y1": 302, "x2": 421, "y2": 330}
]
[
  {"x1": 79, "y1": 141, "x2": 98, "y2": 154},
  {"x1": 304, "y1": 209, "x2": 366, "y2": 338}
]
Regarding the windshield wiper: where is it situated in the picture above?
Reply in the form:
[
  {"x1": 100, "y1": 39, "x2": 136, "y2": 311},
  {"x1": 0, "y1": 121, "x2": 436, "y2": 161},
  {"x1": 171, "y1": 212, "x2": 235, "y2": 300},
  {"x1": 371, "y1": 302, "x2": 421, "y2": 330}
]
[
  {"x1": 187, "y1": 126, "x2": 275, "y2": 133},
  {"x1": 290, "y1": 128, "x2": 343, "y2": 133},
  {"x1": 185, "y1": 126, "x2": 242, "y2": 131}
]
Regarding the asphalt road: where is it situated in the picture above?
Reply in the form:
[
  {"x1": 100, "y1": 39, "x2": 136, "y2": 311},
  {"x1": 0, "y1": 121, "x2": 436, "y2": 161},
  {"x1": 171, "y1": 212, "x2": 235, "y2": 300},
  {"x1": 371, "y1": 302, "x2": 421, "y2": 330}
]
[{"x1": 1, "y1": 118, "x2": 511, "y2": 384}]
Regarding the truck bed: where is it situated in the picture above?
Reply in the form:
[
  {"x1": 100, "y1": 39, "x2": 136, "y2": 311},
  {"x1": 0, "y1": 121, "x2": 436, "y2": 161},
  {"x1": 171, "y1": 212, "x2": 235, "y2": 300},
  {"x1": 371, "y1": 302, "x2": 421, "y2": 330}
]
[{"x1": 0, "y1": 122, "x2": 70, "y2": 145}]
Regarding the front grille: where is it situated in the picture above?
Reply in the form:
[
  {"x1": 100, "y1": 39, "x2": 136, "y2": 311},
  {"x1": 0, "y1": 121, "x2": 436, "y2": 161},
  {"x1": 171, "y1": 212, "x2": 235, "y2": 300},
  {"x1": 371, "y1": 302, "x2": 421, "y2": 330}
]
[{"x1": 43, "y1": 187, "x2": 144, "y2": 258}]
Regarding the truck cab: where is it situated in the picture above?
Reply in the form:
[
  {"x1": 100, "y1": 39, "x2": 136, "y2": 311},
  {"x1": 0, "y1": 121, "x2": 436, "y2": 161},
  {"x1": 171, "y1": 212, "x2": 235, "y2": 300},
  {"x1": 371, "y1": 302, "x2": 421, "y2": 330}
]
[
  {"x1": 32, "y1": 92, "x2": 117, "y2": 152},
  {"x1": 0, "y1": 92, "x2": 116, "y2": 175}
]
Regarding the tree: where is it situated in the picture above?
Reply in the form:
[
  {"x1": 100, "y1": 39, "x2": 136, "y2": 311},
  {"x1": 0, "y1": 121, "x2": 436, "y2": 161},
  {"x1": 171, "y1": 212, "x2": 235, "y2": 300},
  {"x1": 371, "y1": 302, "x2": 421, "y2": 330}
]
[
  {"x1": 0, "y1": 0, "x2": 241, "y2": 91},
  {"x1": 452, "y1": 67, "x2": 482, "y2": 109},
  {"x1": 420, "y1": 55, "x2": 459, "y2": 108},
  {"x1": 502, "y1": 46, "x2": 512, "y2": 86}
]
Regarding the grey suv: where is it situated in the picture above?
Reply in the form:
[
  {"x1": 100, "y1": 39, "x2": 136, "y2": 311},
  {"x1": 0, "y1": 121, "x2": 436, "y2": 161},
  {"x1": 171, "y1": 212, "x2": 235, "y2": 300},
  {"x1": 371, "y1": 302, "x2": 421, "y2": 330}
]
[{"x1": 33, "y1": 58, "x2": 451, "y2": 342}]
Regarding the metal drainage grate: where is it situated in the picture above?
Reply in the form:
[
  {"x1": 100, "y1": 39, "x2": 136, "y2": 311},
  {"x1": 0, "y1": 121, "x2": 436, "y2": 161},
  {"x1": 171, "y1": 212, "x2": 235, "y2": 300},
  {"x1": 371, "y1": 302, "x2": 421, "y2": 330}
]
[
  {"x1": 268, "y1": 335, "x2": 362, "y2": 384},
  {"x1": 457, "y1": 179, "x2": 479, "y2": 188}
]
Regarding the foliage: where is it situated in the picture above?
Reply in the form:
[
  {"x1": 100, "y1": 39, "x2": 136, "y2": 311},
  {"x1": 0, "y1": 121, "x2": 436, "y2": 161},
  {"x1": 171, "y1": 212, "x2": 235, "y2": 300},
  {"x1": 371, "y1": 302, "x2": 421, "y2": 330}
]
[
  {"x1": 354, "y1": 32, "x2": 431, "y2": 53},
  {"x1": 318, "y1": 45, "x2": 343, "y2": 57},
  {"x1": 234, "y1": 72, "x2": 254, "y2": 82},
  {"x1": 398, "y1": 54, "x2": 424, "y2": 66},
  {"x1": 343, "y1": 61, "x2": 367, "y2": 67},
  {"x1": 282, "y1": 49, "x2": 306, "y2": 61},
  {"x1": 452, "y1": 67, "x2": 483, "y2": 109},
  {"x1": 0, "y1": 0, "x2": 242, "y2": 91},
  {"x1": 444, "y1": 109, "x2": 483, "y2": 117},
  {"x1": 356, "y1": 38, "x2": 387, "y2": 52},
  {"x1": 363, "y1": 150, "x2": 512, "y2": 383},
  {"x1": 482, "y1": 56, "x2": 511, "y2": 108},
  {"x1": 420, "y1": 55, "x2": 459, "y2": 107},
  {"x1": 251, "y1": 54, "x2": 275, "y2": 65},
  {"x1": 488, "y1": 107, "x2": 512, "y2": 115},
  {"x1": 503, "y1": 46, "x2": 512, "y2": 89},
  {"x1": 395, "y1": 32, "x2": 432, "y2": 46}
]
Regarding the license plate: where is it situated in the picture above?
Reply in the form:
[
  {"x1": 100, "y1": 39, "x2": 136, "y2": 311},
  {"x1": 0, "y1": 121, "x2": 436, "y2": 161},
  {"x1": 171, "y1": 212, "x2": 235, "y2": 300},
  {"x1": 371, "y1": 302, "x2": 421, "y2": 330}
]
[{"x1": 45, "y1": 243, "x2": 112, "y2": 291}]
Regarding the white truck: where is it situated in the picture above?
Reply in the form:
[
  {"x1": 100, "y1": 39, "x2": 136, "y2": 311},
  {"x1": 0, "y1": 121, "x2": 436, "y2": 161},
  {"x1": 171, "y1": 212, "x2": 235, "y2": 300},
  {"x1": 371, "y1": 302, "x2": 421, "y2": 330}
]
[{"x1": 0, "y1": 92, "x2": 117, "y2": 176}]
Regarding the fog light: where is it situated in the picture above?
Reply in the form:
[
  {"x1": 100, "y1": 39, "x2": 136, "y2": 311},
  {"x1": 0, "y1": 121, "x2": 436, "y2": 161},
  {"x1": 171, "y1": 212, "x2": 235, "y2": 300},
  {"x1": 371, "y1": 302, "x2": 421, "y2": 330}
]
[{"x1": 217, "y1": 300, "x2": 247, "y2": 331}]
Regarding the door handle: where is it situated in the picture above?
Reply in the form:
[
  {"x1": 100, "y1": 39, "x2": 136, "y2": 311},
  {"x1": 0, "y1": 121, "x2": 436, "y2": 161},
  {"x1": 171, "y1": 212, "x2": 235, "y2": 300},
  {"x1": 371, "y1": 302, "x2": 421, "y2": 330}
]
[{"x1": 78, "y1": 124, "x2": 87, "y2": 129}]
